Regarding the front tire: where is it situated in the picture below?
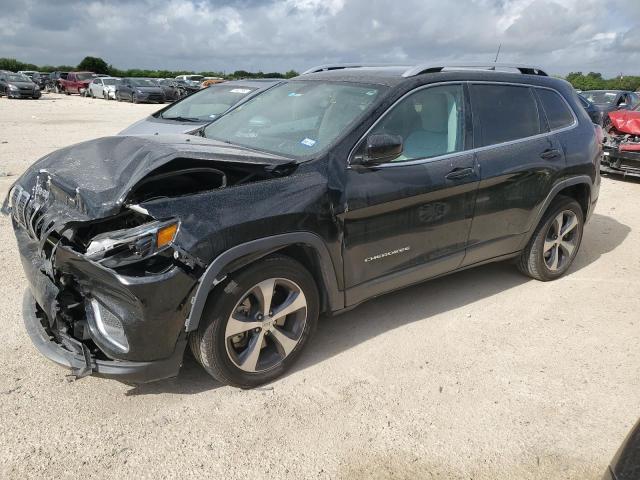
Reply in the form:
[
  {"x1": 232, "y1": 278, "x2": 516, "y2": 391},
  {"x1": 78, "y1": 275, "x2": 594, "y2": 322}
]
[
  {"x1": 518, "y1": 196, "x2": 584, "y2": 281},
  {"x1": 189, "y1": 255, "x2": 319, "y2": 388}
]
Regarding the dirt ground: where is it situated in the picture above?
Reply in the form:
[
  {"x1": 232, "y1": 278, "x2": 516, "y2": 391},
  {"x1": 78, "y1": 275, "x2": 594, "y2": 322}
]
[{"x1": 0, "y1": 93, "x2": 638, "y2": 480}]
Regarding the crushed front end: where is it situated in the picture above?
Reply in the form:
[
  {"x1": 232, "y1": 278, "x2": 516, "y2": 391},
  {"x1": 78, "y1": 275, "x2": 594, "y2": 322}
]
[
  {"x1": 7, "y1": 178, "x2": 198, "y2": 383},
  {"x1": 603, "y1": 110, "x2": 640, "y2": 178}
]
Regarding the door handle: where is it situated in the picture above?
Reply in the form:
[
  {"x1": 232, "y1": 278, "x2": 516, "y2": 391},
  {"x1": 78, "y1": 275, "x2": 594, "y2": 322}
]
[
  {"x1": 540, "y1": 149, "x2": 561, "y2": 160},
  {"x1": 445, "y1": 167, "x2": 475, "y2": 180}
]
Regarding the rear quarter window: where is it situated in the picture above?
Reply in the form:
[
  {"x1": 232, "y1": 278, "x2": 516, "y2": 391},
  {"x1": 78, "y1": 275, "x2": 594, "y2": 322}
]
[
  {"x1": 536, "y1": 88, "x2": 575, "y2": 130},
  {"x1": 470, "y1": 84, "x2": 542, "y2": 147}
]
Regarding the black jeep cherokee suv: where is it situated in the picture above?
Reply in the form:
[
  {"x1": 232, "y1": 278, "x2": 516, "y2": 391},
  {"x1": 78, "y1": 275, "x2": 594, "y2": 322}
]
[{"x1": 4, "y1": 63, "x2": 601, "y2": 388}]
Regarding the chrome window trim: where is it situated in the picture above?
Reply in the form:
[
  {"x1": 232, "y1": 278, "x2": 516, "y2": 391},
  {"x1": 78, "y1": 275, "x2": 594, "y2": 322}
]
[{"x1": 347, "y1": 81, "x2": 579, "y2": 170}]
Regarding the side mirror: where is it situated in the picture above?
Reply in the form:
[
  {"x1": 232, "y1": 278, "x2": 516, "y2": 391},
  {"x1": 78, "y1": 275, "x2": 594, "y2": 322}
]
[{"x1": 362, "y1": 133, "x2": 403, "y2": 166}]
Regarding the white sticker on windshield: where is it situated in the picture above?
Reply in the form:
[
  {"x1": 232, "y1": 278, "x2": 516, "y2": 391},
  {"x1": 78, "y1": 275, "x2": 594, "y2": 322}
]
[
  {"x1": 230, "y1": 88, "x2": 251, "y2": 94},
  {"x1": 366, "y1": 90, "x2": 377, "y2": 95},
  {"x1": 301, "y1": 138, "x2": 316, "y2": 147},
  {"x1": 209, "y1": 114, "x2": 217, "y2": 118},
  {"x1": 288, "y1": 92, "x2": 303, "y2": 97}
]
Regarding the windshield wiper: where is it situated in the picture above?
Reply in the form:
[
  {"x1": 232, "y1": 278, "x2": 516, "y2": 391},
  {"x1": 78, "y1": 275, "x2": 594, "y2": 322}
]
[{"x1": 160, "y1": 115, "x2": 202, "y2": 122}]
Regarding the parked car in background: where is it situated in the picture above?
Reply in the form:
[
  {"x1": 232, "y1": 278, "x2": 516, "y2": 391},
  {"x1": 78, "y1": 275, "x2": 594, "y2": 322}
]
[
  {"x1": 88, "y1": 77, "x2": 120, "y2": 99},
  {"x1": 17, "y1": 70, "x2": 38, "y2": 80},
  {"x1": 151, "y1": 78, "x2": 181, "y2": 102},
  {"x1": 175, "y1": 74, "x2": 204, "y2": 88},
  {"x1": 602, "y1": 102, "x2": 640, "y2": 177},
  {"x1": 33, "y1": 72, "x2": 49, "y2": 90},
  {"x1": 47, "y1": 71, "x2": 68, "y2": 93},
  {"x1": 580, "y1": 90, "x2": 640, "y2": 126},
  {"x1": 173, "y1": 78, "x2": 200, "y2": 97},
  {"x1": 602, "y1": 419, "x2": 640, "y2": 480},
  {"x1": 0, "y1": 72, "x2": 41, "y2": 99},
  {"x1": 59, "y1": 72, "x2": 96, "y2": 95},
  {"x1": 5, "y1": 63, "x2": 601, "y2": 387},
  {"x1": 577, "y1": 94, "x2": 603, "y2": 125},
  {"x1": 119, "y1": 79, "x2": 281, "y2": 135},
  {"x1": 115, "y1": 77, "x2": 165, "y2": 103}
]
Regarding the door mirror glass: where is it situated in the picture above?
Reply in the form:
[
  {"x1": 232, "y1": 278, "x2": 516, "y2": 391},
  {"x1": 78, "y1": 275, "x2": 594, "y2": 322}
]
[{"x1": 363, "y1": 133, "x2": 403, "y2": 165}]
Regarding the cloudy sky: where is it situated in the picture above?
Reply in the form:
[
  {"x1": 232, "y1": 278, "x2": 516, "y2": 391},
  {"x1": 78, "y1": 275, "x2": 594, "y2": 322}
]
[{"x1": 1, "y1": 0, "x2": 638, "y2": 77}]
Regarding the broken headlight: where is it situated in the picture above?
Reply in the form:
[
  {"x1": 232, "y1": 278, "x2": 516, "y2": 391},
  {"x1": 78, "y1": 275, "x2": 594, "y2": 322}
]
[{"x1": 85, "y1": 220, "x2": 178, "y2": 268}]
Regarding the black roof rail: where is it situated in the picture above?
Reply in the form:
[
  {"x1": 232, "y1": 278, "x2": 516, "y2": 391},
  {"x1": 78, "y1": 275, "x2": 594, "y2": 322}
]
[
  {"x1": 301, "y1": 63, "x2": 400, "y2": 75},
  {"x1": 402, "y1": 63, "x2": 548, "y2": 78}
]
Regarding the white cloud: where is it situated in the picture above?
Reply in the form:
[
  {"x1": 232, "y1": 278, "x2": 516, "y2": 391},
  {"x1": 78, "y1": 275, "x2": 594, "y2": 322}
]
[{"x1": 0, "y1": 0, "x2": 638, "y2": 76}]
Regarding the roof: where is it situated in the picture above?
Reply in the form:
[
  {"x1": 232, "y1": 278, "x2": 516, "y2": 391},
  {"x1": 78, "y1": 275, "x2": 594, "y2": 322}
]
[{"x1": 295, "y1": 63, "x2": 550, "y2": 87}]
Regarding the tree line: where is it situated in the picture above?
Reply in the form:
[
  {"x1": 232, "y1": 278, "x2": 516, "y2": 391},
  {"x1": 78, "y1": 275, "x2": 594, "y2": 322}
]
[
  {"x1": 2, "y1": 56, "x2": 639, "y2": 90},
  {"x1": 0, "y1": 56, "x2": 299, "y2": 80},
  {"x1": 566, "y1": 72, "x2": 640, "y2": 92}
]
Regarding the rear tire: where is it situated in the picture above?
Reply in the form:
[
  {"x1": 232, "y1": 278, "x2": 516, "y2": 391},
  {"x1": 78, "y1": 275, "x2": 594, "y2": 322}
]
[
  {"x1": 518, "y1": 196, "x2": 584, "y2": 281},
  {"x1": 189, "y1": 255, "x2": 319, "y2": 388}
]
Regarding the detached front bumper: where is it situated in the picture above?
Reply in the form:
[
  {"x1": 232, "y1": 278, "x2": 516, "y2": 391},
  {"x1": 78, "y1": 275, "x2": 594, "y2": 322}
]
[
  {"x1": 23, "y1": 290, "x2": 186, "y2": 383},
  {"x1": 602, "y1": 146, "x2": 640, "y2": 177},
  {"x1": 13, "y1": 219, "x2": 196, "y2": 383}
]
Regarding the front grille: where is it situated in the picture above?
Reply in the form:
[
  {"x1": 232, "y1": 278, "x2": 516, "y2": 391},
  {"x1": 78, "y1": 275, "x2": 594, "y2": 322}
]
[{"x1": 11, "y1": 185, "x2": 31, "y2": 228}]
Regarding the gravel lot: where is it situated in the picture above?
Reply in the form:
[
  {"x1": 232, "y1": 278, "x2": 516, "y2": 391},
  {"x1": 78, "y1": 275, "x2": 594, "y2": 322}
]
[{"x1": 0, "y1": 93, "x2": 638, "y2": 480}]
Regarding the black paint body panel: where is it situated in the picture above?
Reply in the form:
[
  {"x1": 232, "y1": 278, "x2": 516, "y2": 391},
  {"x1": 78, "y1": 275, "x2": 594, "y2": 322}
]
[{"x1": 5, "y1": 69, "x2": 600, "y2": 380}]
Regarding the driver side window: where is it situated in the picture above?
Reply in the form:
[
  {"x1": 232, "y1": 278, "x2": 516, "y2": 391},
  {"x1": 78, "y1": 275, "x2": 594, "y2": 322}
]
[{"x1": 370, "y1": 84, "x2": 466, "y2": 162}]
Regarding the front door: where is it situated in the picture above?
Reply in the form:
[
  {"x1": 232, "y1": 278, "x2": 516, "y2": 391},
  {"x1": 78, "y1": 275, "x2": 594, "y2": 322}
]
[{"x1": 341, "y1": 83, "x2": 479, "y2": 305}]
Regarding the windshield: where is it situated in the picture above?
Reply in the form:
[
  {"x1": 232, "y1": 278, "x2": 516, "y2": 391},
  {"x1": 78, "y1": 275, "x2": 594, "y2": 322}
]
[
  {"x1": 103, "y1": 78, "x2": 117, "y2": 85},
  {"x1": 580, "y1": 91, "x2": 617, "y2": 105},
  {"x1": 129, "y1": 78, "x2": 156, "y2": 87},
  {"x1": 203, "y1": 81, "x2": 386, "y2": 158},
  {"x1": 76, "y1": 73, "x2": 95, "y2": 81},
  {"x1": 6, "y1": 74, "x2": 30, "y2": 82},
  {"x1": 160, "y1": 84, "x2": 258, "y2": 121}
]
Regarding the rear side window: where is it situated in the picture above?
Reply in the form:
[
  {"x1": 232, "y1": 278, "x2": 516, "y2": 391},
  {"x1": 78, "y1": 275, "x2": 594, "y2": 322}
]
[
  {"x1": 470, "y1": 84, "x2": 541, "y2": 147},
  {"x1": 536, "y1": 88, "x2": 574, "y2": 130}
]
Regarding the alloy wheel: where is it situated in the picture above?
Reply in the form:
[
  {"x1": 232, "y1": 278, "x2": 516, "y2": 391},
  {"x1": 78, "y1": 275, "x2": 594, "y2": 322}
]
[
  {"x1": 225, "y1": 278, "x2": 308, "y2": 373},
  {"x1": 543, "y1": 210, "x2": 580, "y2": 271}
]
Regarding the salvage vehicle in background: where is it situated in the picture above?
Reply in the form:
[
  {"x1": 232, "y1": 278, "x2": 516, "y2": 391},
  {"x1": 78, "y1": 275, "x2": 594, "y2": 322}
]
[
  {"x1": 120, "y1": 79, "x2": 282, "y2": 135},
  {"x1": 151, "y1": 78, "x2": 181, "y2": 102},
  {"x1": 602, "y1": 103, "x2": 640, "y2": 177},
  {"x1": 47, "y1": 71, "x2": 68, "y2": 93},
  {"x1": 59, "y1": 72, "x2": 96, "y2": 95},
  {"x1": 4, "y1": 63, "x2": 601, "y2": 388},
  {"x1": 577, "y1": 94, "x2": 603, "y2": 125},
  {"x1": 0, "y1": 72, "x2": 41, "y2": 99},
  {"x1": 172, "y1": 78, "x2": 199, "y2": 97},
  {"x1": 175, "y1": 74, "x2": 204, "y2": 88},
  {"x1": 580, "y1": 90, "x2": 640, "y2": 126},
  {"x1": 115, "y1": 78, "x2": 165, "y2": 103},
  {"x1": 33, "y1": 72, "x2": 49, "y2": 91},
  {"x1": 88, "y1": 77, "x2": 120, "y2": 99}
]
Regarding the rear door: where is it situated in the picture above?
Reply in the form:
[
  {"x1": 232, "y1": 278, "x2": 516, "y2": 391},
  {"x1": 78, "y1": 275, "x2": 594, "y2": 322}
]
[
  {"x1": 463, "y1": 83, "x2": 570, "y2": 266},
  {"x1": 342, "y1": 83, "x2": 479, "y2": 305}
]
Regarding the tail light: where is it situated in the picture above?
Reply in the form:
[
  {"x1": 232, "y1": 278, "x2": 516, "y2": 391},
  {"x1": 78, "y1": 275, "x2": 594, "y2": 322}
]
[{"x1": 594, "y1": 124, "x2": 604, "y2": 145}]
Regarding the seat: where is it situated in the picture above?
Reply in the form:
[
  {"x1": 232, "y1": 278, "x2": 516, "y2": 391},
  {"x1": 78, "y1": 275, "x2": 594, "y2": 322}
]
[{"x1": 404, "y1": 92, "x2": 450, "y2": 159}]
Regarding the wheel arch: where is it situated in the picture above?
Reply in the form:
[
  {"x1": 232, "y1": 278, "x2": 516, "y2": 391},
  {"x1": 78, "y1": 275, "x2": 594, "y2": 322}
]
[
  {"x1": 184, "y1": 233, "x2": 343, "y2": 332},
  {"x1": 521, "y1": 175, "x2": 592, "y2": 250}
]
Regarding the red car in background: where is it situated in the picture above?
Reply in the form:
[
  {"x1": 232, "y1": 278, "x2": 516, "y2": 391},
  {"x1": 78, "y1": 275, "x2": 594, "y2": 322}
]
[
  {"x1": 59, "y1": 72, "x2": 96, "y2": 95},
  {"x1": 603, "y1": 104, "x2": 640, "y2": 177}
]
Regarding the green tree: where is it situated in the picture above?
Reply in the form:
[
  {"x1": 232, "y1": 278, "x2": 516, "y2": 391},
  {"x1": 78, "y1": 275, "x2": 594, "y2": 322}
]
[{"x1": 77, "y1": 56, "x2": 110, "y2": 74}]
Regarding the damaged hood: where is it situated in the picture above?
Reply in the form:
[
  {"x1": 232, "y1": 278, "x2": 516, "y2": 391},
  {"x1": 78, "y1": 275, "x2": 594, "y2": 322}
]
[
  {"x1": 609, "y1": 109, "x2": 640, "y2": 136},
  {"x1": 9, "y1": 134, "x2": 296, "y2": 219}
]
